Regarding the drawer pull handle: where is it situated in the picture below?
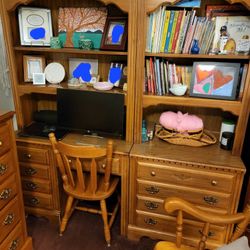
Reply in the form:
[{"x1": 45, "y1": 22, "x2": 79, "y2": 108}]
[
  {"x1": 102, "y1": 163, "x2": 106, "y2": 169},
  {"x1": 211, "y1": 180, "x2": 218, "y2": 186},
  {"x1": 25, "y1": 182, "x2": 37, "y2": 190},
  {"x1": 144, "y1": 218, "x2": 157, "y2": 225},
  {"x1": 9, "y1": 238, "x2": 19, "y2": 250},
  {"x1": 30, "y1": 197, "x2": 40, "y2": 205},
  {"x1": 24, "y1": 153, "x2": 32, "y2": 159},
  {"x1": 145, "y1": 186, "x2": 159, "y2": 194},
  {"x1": 3, "y1": 213, "x2": 14, "y2": 225},
  {"x1": 204, "y1": 196, "x2": 218, "y2": 205},
  {"x1": 0, "y1": 164, "x2": 7, "y2": 175},
  {"x1": 199, "y1": 230, "x2": 215, "y2": 237},
  {"x1": 150, "y1": 171, "x2": 156, "y2": 177},
  {"x1": 144, "y1": 201, "x2": 158, "y2": 210},
  {"x1": 0, "y1": 188, "x2": 12, "y2": 200},
  {"x1": 0, "y1": 141, "x2": 2, "y2": 146},
  {"x1": 24, "y1": 167, "x2": 37, "y2": 176}
]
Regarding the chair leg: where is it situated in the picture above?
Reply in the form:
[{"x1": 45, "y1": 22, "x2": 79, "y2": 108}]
[
  {"x1": 60, "y1": 195, "x2": 74, "y2": 236},
  {"x1": 100, "y1": 199, "x2": 111, "y2": 247}
]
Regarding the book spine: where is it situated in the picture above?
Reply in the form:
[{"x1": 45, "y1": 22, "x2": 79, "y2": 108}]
[
  {"x1": 163, "y1": 61, "x2": 169, "y2": 93},
  {"x1": 160, "y1": 10, "x2": 171, "y2": 52},
  {"x1": 149, "y1": 57, "x2": 155, "y2": 94},
  {"x1": 171, "y1": 10, "x2": 184, "y2": 53},
  {"x1": 178, "y1": 11, "x2": 191, "y2": 53},
  {"x1": 164, "y1": 10, "x2": 175, "y2": 53},
  {"x1": 168, "y1": 11, "x2": 179, "y2": 53},
  {"x1": 174, "y1": 10, "x2": 186, "y2": 54}
]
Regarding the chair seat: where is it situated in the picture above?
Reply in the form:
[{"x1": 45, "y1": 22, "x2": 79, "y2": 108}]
[
  {"x1": 154, "y1": 241, "x2": 196, "y2": 250},
  {"x1": 64, "y1": 175, "x2": 119, "y2": 200}
]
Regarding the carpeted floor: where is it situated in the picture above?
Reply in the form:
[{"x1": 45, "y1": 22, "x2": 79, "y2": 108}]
[{"x1": 26, "y1": 210, "x2": 157, "y2": 250}]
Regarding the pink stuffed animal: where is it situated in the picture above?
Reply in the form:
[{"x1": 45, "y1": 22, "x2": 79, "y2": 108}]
[{"x1": 159, "y1": 111, "x2": 203, "y2": 132}]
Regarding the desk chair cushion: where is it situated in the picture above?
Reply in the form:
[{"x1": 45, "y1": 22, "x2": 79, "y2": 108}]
[{"x1": 216, "y1": 236, "x2": 250, "y2": 250}]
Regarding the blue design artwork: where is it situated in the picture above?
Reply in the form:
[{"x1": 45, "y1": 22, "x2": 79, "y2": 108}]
[
  {"x1": 73, "y1": 63, "x2": 92, "y2": 82},
  {"x1": 112, "y1": 25, "x2": 124, "y2": 44},
  {"x1": 109, "y1": 67, "x2": 122, "y2": 84},
  {"x1": 30, "y1": 27, "x2": 46, "y2": 40}
]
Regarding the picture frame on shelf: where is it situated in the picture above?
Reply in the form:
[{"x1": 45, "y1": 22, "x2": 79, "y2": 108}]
[
  {"x1": 190, "y1": 62, "x2": 240, "y2": 100},
  {"x1": 18, "y1": 7, "x2": 53, "y2": 46},
  {"x1": 108, "y1": 62, "x2": 127, "y2": 88},
  {"x1": 33, "y1": 73, "x2": 46, "y2": 85},
  {"x1": 69, "y1": 58, "x2": 98, "y2": 83},
  {"x1": 23, "y1": 55, "x2": 46, "y2": 82},
  {"x1": 100, "y1": 17, "x2": 128, "y2": 51}
]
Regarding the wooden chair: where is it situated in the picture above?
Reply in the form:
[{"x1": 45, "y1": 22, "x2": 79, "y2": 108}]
[
  {"x1": 49, "y1": 133, "x2": 120, "y2": 246},
  {"x1": 154, "y1": 197, "x2": 250, "y2": 250}
]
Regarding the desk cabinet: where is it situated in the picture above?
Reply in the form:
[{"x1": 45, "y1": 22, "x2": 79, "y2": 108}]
[
  {"x1": 128, "y1": 142, "x2": 245, "y2": 249},
  {"x1": 0, "y1": 111, "x2": 32, "y2": 250},
  {"x1": 16, "y1": 138, "x2": 61, "y2": 223}
]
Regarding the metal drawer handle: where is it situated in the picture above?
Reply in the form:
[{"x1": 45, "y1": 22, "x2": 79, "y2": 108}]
[
  {"x1": 30, "y1": 197, "x2": 40, "y2": 205},
  {"x1": 145, "y1": 186, "x2": 159, "y2": 194},
  {"x1": 204, "y1": 196, "x2": 218, "y2": 205},
  {"x1": 24, "y1": 167, "x2": 37, "y2": 176},
  {"x1": 199, "y1": 230, "x2": 215, "y2": 237},
  {"x1": 144, "y1": 218, "x2": 157, "y2": 225},
  {"x1": 24, "y1": 153, "x2": 32, "y2": 159},
  {"x1": 9, "y1": 238, "x2": 19, "y2": 250},
  {"x1": 25, "y1": 182, "x2": 37, "y2": 191},
  {"x1": 0, "y1": 163, "x2": 7, "y2": 175},
  {"x1": 144, "y1": 201, "x2": 158, "y2": 210},
  {"x1": 102, "y1": 163, "x2": 106, "y2": 169},
  {"x1": 3, "y1": 213, "x2": 14, "y2": 225},
  {"x1": 211, "y1": 180, "x2": 218, "y2": 186},
  {"x1": 0, "y1": 188, "x2": 12, "y2": 200},
  {"x1": 150, "y1": 171, "x2": 156, "y2": 177}
]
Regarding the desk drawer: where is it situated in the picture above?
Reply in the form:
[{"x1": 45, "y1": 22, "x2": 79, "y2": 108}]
[
  {"x1": 20, "y1": 163, "x2": 49, "y2": 179},
  {"x1": 135, "y1": 211, "x2": 226, "y2": 244},
  {"x1": 138, "y1": 180, "x2": 231, "y2": 211},
  {"x1": 0, "y1": 196, "x2": 20, "y2": 244},
  {"x1": 0, "y1": 174, "x2": 17, "y2": 210},
  {"x1": 22, "y1": 177, "x2": 51, "y2": 194},
  {"x1": 0, "y1": 222, "x2": 24, "y2": 250},
  {"x1": 17, "y1": 146, "x2": 50, "y2": 165},
  {"x1": 23, "y1": 191, "x2": 53, "y2": 209},
  {"x1": 0, "y1": 122, "x2": 11, "y2": 156},
  {"x1": 137, "y1": 161, "x2": 235, "y2": 193},
  {"x1": 0, "y1": 150, "x2": 14, "y2": 184}
]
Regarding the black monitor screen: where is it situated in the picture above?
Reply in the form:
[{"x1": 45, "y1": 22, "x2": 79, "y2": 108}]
[{"x1": 57, "y1": 89, "x2": 125, "y2": 139}]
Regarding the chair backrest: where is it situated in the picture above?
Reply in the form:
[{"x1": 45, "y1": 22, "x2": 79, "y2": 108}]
[
  {"x1": 49, "y1": 133, "x2": 113, "y2": 195},
  {"x1": 164, "y1": 197, "x2": 250, "y2": 250}
]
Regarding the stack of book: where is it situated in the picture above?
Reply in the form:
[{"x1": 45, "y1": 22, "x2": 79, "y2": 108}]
[
  {"x1": 144, "y1": 57, "x2": 192, "y2": 95},
  {"x1": 146, "y1": 7, "x2": 215, "y2": 54}
]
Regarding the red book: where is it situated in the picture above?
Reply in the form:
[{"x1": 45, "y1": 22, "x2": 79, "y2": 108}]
[{"x1": 171, "y1": 10, "x2": 184, "y2": 53}]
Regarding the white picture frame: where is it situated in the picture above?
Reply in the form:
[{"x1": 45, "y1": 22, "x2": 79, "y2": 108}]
[
  {"x1": 69, "y1": 58, "x2": 98, "y2": 81},
  {"x1": 33, "y1": 73, "x2": 46, "y2": 85},
  {"x1": 18, "y1": 7, "x2": 53, "y2": 46}
]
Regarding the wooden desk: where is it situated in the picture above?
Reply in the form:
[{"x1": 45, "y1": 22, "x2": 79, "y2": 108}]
[{"x1": 16, "y1": 133, "x2": 132, "y2": 236}]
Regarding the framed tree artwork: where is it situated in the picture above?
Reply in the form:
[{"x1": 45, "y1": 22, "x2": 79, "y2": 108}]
[
  {"x1": 58, "y1": 7, "x2": 107, "y2": 49},
  {"x1": 100, "y1": 17, "x2": 128, "y2": 51}
]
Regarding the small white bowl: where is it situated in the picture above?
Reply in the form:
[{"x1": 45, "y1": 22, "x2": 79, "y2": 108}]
[{"x1": 169, "y1": 84, "x2": 187, "y2": 96}]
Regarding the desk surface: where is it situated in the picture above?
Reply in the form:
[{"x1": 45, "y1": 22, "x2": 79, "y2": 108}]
[{"x1": 62, "y1": 133, "x2": 133, "y2": 156}]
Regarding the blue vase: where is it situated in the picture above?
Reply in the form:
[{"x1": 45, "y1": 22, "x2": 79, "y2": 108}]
[{"x1": 191, "y1": 39, "x2": 200, "y2": 54}]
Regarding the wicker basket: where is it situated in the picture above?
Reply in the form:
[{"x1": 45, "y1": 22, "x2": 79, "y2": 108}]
[{"x1": 155, "y1": 125, "x2": 217, "y2": 147}]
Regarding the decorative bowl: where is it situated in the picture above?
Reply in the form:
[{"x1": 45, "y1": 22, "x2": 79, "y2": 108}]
[
  {"x1": 93, "y1": 81, "x2": 113, "y2": 91},
  {"x1": 169, "y1": 84, "x2": 187, "y2": 96}
]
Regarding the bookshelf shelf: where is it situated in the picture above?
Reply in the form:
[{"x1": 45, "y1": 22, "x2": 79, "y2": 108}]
[
  {"x1": 14, "y1": 46, "x2": 128, "y2": 56},
  {"x1": 143, "y1": 94, "x2": 242, "y2": 115},
  {"x1": 145, "y1": 52, "x2": 250, "y2": 60}
]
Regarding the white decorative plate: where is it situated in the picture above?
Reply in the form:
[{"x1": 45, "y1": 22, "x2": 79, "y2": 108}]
[
  {"x1": 93, "y1": 82, "x2": 114, "y2": 91},
  {"x1": 44, "y1": 62, "x2": 65, "y2": 84}
]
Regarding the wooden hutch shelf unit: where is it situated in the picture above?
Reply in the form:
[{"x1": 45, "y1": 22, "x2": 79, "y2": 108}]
[
  {"x1": 1, "y1": 0, "x2": 250, "y2": 248},
  {"x1": 127, "y1": 0, "x2": 250, "y2": 248},
  {"x1": 0, "y1": 0, "x2": 137, "y2": 231}
]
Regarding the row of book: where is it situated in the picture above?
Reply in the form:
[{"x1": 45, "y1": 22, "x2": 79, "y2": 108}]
[
  {"x1": 144, "y1": 57, "x2": 192, "y2": 95},
  {"x1": 146, "y1": 7, "x2": 216, "y2": 54}
]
